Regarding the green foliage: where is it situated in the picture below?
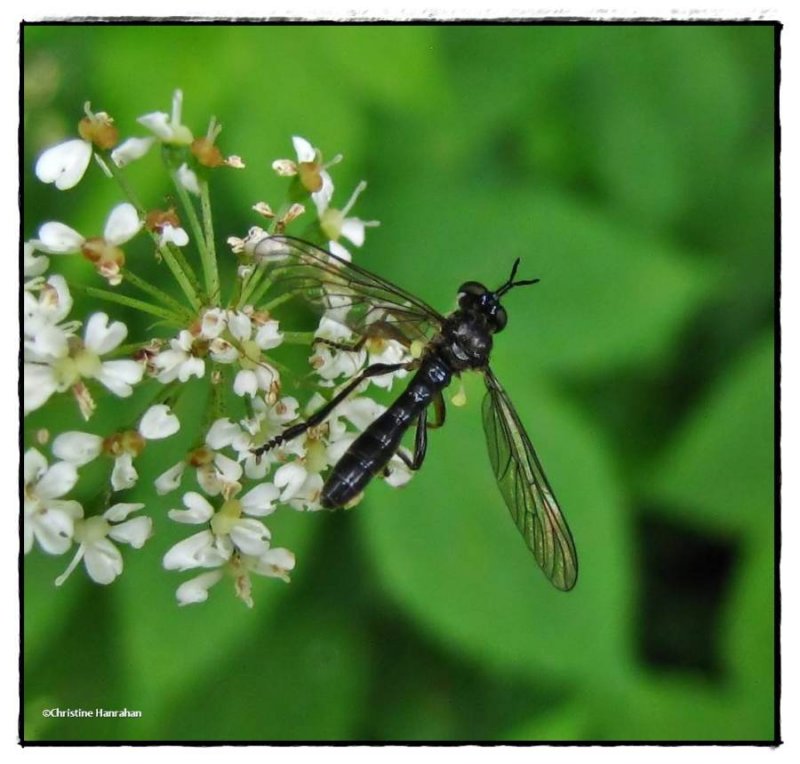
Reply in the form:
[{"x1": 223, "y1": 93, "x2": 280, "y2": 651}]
[{"x1": 22, "y1": 23, "x2": 776, "y2": 742}]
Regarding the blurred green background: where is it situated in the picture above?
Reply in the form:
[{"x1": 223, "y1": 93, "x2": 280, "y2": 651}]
[{"x1": 22, "y1": 23, "x2": 776, "y2": 742}]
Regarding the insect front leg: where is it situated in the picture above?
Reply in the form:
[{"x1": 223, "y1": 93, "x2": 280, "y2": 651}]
[{"x1": 253, "y1": 361, "x2": 413, "y2": 458}]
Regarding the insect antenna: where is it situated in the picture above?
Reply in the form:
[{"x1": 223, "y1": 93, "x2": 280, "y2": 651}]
[{"x1": 496, "y1": 258, "x2": 540, "y2": 296}]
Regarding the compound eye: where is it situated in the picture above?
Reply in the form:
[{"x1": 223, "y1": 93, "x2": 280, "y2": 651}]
[
  {"x1": 493, "y1": 306, "x2": 508, "y2": 332},
  {"x1": 458, "y1": 281, "x2": 487, "y2": 297}
]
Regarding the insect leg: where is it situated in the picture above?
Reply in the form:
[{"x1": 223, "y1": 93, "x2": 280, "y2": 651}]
[
  {"x1": 428, "y1": 391, "x2": 446, "y2": 429},
  {"x1": 314, "y1": 318, "x2": 413, "y2": 353},
  {"x1": 313, "y1": 335, "x2": 367, "y2": 352},
  {"x1": 254, "y1": 361, "x2": 412, "y2": 457},
  {"x1": 383, "y1": 391, "x2": 446, "y2": 477},
  {"x1": 391, "y1": 407, "x2": 429, "y2": 472}
]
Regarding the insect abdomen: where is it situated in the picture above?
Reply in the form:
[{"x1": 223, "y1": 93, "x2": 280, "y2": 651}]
[
  {"x1": 321, "y1": 356, "x2": 452, "y2": 508},
  {"x1": 321, "y1": 403, "x2": 416, "y2": 508}
]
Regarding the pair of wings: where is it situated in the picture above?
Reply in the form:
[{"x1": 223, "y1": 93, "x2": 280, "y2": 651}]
[{"x1": 254, "y1": 235, "x2": 578, "y2": 591}]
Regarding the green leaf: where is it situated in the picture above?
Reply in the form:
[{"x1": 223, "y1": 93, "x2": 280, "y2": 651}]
[
  {"x1": 359, "y1": 369, "x2": 634, "y2": 685},
  {"x1": 315, "y1": 26, "x2": 448, "y2": 113},
  {"x1": 23, "y1": 554, "x2": 84, "y2": 662},
  {"x1": 154, "y1": 598, "x2": 370, "y2": 740},
  {"x1": 578, "y1": 26, "x2": 755, "y2": 231},
  {"x1": 649, "y1": 332, "x2": 774, "y2": 535},
  {"x1": 720, "y1": 526, "x2": 775, "y2": 736},
  {"x1": 502, "y1": 699, "x2": 590, "y2": 741},
  {"x1": 603, "y1": 672, "x2": 774, "y2": 741}
]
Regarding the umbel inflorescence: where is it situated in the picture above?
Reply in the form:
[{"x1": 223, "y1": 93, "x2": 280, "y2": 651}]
[{"x1": 23, "y1": 90, "x2": 414, "y2": 607}]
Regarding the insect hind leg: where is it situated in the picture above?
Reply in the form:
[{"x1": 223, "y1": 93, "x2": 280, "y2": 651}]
[{"x1": 386, "y1": 407, "x2": 429, "y2": 475}]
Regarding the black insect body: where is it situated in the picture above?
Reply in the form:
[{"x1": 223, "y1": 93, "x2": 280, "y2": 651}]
[{"x1": 253, "y1": 235, "x2": 578, "y2": 590}]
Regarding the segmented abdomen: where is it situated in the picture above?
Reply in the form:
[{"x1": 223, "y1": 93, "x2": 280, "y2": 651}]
[{"x1": 321, "y1": 355, "x2": 452, "y2": 508}]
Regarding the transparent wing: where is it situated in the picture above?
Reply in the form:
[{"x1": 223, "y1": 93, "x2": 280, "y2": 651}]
[
  {"x1": 253, "y1": 235, "x2": 445, "y2": 346},
  {"x1": 482, "y1": 368, "x2": 578, "y2": 591}
]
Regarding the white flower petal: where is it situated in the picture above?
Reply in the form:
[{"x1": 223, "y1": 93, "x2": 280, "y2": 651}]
[
  {"x1": 95, "y1": 359, "x2": 144, "y2": 396},
  {"x1": 227, "y1": 312, "x2": 252, "y2": 342},
  {"x1": 163, "y1": 530, "x2": 226, "y2": 571},
  {"x1": 104, "y1": 203, "x2": 142, "y2": 246},
  {"x1": 229, "y1": 518, "x2": 271, "y2": 556},
  {"x1": 177, "y1": 163, "x2": 200, "y2": 195},
  {"x1": 168, "y1": 492, "x2": 215, "y2": 524},
  {"x1": 213, "y1": 453, "x2": 243, "y2": 483},
  {"x1": 311, "y1": 171, "x2": 334, "y2": 214},
  {"x1": 23, "y1": 448, "x2": 48, "y2": 485},
  {"x1": 84, "y1": 312, "x2": 127, "y2": 355},
  {"x1": 161, "y1": 224, "x2": 189, "y2": 247},
  {"x1": 25, "y1": 324, "x2": 70, "y2": 361},
  {"x1": 23, "y1": 363, "x2": 58, "y2": 413},
  {"x1": 52, "y1": 431, "x2": 104, "y2": 466},
  {"x1": 139, "y1": 404, "x2": 180, "y2": 439},
  {"x1": 30, "y1": 504, "x2": 80, "y2": 554},
  {"x1": 177, "y1": 357, "x2": 206, "y2": 382},
  {"x1": 384, "y1": 453, "x2": 414, "y2": 488},
  {"x1": 255, "y1": 320, "x2": 283, "y2": 350},
  {"x1": 35, "y1": 139, "x2": 93, "y2": 190},
  {"x1": 111, "y1": 136, "x2": 155, "y2": 167},
  {"x1": 84, "y1": 538, "x2": 123, "y2": 584},
  {"x1": 104, "y1": 502, "x2": 145, "y2": 522},
  {"x1": 208, "y1": 339, "x2": 238, "y2": 364},
  {"x1": 155, "y1": 461, "x2": 186, "y2": 495},
  {"x1": 111, "y1": 453, "x2": 138, "y2": 491},
  {"x1": 36, "y1": 460, "x2": 78, "y2": 500},
  {"x1": 24, "y1": 242, "x2": 49, "y2": 277},
  {"x1": 327, "y1": 239, "x2": 352, "y2": 262},
  {"x1": 240, "y1": 482, "x2": 281, "y2": 517},
  {"x1": 342, "y1": 218, "x2": 368, "y2": 247},
  {"x1": 108, "y1": 516, "x2": 152, "y2": 548},
  {"x1": 339, "y1": 397, "x2": 385, "y2": 431},
  {"x1": 205, "y1": 418, "x2": 240, "y2": 449},
  {"x1": 37, "y1": 221, "x2": 85, "y2": 253},
  {"x1": 250, "y1": 547, "x2": 296, "y2": 579},
  {"x1": 176, "y1": 570, "x2": 224, "y2": 605},
  {"x1": 292, "y1": 135, "x2": 315, "y2": 162},
  {"x1": 137, "y1": 111, "x2": 172, "y2": 140},
  {"x1": 273, "y1": 462, "x2": 307, "y2": 502},
  {"x1": 233, "y1": 369, "x2": 258, "y2": 398},
  {"x1": 200, "y1": 308, "x2": 227, "y2": 339}
]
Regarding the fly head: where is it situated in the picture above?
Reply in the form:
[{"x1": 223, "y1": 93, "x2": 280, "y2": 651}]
[{"x1": 457, "y1": 259, "x2": 539, "y2": 334}]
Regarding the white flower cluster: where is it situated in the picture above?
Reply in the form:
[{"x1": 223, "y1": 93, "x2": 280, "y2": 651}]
[{"x1": 24, "y1": 91, "x2": 414, "y2": 608}]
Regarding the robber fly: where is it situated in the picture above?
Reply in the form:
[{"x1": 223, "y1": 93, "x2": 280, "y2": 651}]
[{"x1": 252, "y1": 235, "x2": 578, "y2": 591}]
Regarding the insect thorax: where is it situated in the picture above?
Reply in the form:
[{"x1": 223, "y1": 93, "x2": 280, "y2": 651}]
[{"x1": 437, "y1": 311, "x2": 494, "y2": 371}]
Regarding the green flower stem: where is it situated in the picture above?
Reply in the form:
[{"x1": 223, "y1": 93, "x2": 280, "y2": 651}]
[
  {"x1": 248, "y1": 274, "x2": 278, "y2": 310},
  {"x1": 259, "y1": 292, "x2": 294, "y2": 313},
  {"x1": 121, "y1": 268, "x2": 195, "y2": 323},
  {"x1": 103, "y1": 151, "x2": 204, "y2": 311},
  {"x1": 237, "y1": 262, "x2": 268, "y2": 308},
  {"x1": 101, "y1": 152, "x2": 146, "y2": 212},
  {"x1": 168, "y1": 166, "x2": 211, "y2": 283},
  {"x1": 199, "y1": 178, "x2": 221, "y2": 304},
  {"x1": 70, "y1": 282, "x2": 185, "y2": 325},
  {"x1": 156, "y1": 241, "x2": 204, "y2": 313},
  {"x1": 281, "y1": 331, "x2": 317, "y2": 345}
]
